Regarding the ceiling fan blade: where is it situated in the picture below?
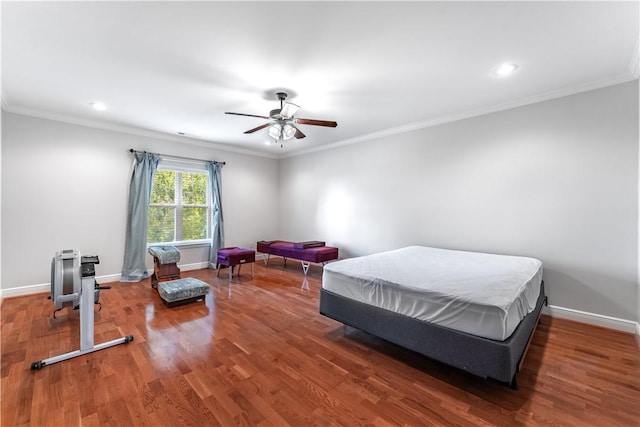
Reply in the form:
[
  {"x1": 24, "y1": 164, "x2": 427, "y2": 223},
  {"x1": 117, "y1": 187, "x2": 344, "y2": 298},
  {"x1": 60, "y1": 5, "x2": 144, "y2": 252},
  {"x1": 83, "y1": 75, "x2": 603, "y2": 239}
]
[
  {"x1": 280, "y1": 102, "x2": 300, "y2": 118},
  {"x1": 225, "y1": 112, "x2": 270, "y2": 119},
  {"x1": 296, "y1": 118, "x2": 338, "y2": 127},
  {"x1": 293, "y1": 126, "x2": 306, "y2": 139},
  {"x1": 244, "y1": 123, "x2": 271, "y2": 134}
]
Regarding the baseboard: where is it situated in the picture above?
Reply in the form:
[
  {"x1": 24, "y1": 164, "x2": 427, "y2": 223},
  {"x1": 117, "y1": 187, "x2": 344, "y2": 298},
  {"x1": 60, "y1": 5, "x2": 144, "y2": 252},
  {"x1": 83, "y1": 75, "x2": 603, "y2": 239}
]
[
  {"x1": 0, "y1": 262, "x2": 212, "y2": 299},
  {"x1": 0, "y1": 272, "x2": 123, "y2": 299},
  {"x1": 179, "y1": 261, "x2": 209, "y2": 272},
  {"x1": 0, "y1": 282, "x2": 51, "y2": 298},
  {"x1": 542, "y1": 305, "x2": 638, "y2": 334},
  {"x1": 2, "y1": 277, "x2": 638, "y2": 338},
  {"x1": 98, "y1": 273, "x2": 121, "y2": 284}
]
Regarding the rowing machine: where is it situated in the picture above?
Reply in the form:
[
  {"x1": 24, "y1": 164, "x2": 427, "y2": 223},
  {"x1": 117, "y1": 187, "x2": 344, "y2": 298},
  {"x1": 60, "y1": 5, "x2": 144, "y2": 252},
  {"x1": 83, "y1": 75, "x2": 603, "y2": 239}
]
[{"x1": 31, "y1": 250, "x2": 133, "y2": 370}]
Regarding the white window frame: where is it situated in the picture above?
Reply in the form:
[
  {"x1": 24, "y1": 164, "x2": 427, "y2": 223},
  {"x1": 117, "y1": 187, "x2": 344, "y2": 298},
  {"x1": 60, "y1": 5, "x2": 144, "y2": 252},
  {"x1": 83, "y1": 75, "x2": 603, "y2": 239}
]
[{"x1": 147, "y1": 157, "x2": 211, "y2": 248}]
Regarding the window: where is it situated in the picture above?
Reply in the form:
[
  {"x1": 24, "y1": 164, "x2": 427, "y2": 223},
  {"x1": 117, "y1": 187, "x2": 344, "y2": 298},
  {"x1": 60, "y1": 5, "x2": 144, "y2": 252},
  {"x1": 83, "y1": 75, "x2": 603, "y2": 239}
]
[{"x1": 147, "y1": 167, "x2": 210, "y2": 245}]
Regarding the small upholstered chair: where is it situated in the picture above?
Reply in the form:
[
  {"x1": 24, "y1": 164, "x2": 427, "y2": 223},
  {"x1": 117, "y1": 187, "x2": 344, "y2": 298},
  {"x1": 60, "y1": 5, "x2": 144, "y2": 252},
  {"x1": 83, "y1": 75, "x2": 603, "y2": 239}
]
[{"x1": 148, "y1": 246, "x2": 181, "y2": 289}]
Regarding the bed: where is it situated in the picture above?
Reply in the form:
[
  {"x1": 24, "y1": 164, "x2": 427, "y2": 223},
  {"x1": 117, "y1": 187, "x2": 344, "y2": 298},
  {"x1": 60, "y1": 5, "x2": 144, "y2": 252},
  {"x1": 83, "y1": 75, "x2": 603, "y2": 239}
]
[
  {"x1": 319, "y1": 246, "x2": 546, "y2": 388},
  {"x1": 257, "y1": 240, "x2": 339, "y2": 275}
]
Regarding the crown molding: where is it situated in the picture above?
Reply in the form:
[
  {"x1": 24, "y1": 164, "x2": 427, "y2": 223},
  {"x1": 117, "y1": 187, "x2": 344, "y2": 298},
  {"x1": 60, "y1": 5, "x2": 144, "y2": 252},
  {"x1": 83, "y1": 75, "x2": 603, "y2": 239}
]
[
  {"x1": 1, "y1": 105, "x2": 278, "y2": 160},
  {"x1": 4, "y1": 71, "x2": 636, "y2": 163},
  {"x1": 283, "y1": 73, "x2": 638, "y2": 160}
]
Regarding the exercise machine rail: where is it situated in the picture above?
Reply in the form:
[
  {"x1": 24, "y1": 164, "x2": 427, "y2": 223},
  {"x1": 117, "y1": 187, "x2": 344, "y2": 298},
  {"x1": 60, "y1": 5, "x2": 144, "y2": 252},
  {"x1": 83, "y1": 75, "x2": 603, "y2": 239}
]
[{"x1": 31, "y1": 250, "x2": 133, "y2": 370}]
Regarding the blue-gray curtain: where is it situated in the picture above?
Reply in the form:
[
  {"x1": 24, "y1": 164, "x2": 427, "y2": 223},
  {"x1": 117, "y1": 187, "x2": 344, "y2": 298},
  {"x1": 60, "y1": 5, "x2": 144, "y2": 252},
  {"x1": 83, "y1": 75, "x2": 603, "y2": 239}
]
[
  {"x1": 121, "y1": 152, "x2": 160, "y2": 282},
  {"x1": 206, "y1": 162, "x2": 224, "y2": 268}
]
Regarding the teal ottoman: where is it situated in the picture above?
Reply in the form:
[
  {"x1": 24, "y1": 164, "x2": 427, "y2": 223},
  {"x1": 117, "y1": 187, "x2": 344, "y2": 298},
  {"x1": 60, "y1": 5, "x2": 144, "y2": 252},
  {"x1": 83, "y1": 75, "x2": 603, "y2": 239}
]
[{"x1": 157, "y1": 278, "x2": 209, "y2": 307}]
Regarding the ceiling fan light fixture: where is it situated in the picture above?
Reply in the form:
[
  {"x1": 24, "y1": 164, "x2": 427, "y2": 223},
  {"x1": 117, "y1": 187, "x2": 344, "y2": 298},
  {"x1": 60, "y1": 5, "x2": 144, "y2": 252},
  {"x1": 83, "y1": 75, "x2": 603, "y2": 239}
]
[
  {"x1": 268, "y1": 123, "x2": 282, "y2": 139},
  {"x1": 282, "y1": 124, "x2": 296, "y2": 140},
  {"x1": 280, "y1": 102, "x2": 299, "y2": 118}
]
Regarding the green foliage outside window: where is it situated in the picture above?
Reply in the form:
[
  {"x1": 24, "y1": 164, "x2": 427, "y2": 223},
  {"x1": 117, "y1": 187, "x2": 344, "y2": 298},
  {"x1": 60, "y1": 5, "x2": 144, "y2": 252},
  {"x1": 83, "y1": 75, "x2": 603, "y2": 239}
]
[
  {"x1": 148, "y1": 170, "x2": 209, "y2": 243},
  {"x1": 183, "y1": 207, "x2": 208, "y2": 240},
  {"x1": 150, "y1": 170, "x2": 175, "y2": 204},
  {"x1": 148, "y1": 206, "x2": 175, "y2": 243},
  {"x1": 182, "y1": 173, "x2": 206, "y2": 204}
]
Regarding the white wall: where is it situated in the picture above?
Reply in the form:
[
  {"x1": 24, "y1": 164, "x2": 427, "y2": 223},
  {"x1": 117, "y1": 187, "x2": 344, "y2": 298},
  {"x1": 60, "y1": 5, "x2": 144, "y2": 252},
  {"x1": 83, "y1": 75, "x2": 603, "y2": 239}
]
[
  {"x1": 3, "y1": 82, "x2": 638, "y2": 326},
  {"x1": 280, "y1": 81, "x2": 639, "y2": 322},
  {"x1": 1, "y1": 112, "x2": 280, "y2": 291}
]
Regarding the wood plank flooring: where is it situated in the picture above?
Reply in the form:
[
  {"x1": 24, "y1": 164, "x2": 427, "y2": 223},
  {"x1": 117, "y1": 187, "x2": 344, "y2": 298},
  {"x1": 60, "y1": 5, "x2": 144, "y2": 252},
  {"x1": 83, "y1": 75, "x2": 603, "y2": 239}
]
[{"x1": 2, "y1": 260, "x2": 639, "y2": 426}]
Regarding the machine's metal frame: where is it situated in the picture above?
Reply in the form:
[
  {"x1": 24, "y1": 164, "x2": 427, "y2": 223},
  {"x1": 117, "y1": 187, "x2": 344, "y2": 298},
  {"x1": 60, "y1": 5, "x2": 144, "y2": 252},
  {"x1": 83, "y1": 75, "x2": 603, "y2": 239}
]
[{"x1": 31, "y1": 250, "x2": 133, "y2": 370}]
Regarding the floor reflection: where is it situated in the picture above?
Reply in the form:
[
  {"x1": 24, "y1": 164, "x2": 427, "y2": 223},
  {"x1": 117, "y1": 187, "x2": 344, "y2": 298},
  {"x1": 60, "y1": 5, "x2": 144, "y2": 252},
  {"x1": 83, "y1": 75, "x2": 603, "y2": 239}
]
[{"x1": 220, "y1": 275, "x2": 313, "y2": 297}]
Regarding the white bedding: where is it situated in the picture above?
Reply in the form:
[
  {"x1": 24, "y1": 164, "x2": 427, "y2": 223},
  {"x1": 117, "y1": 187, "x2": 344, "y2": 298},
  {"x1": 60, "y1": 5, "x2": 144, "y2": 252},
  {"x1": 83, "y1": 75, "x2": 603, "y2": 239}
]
[{"x1": 322, "y1": 246, "x2": 543, "y2": 341}]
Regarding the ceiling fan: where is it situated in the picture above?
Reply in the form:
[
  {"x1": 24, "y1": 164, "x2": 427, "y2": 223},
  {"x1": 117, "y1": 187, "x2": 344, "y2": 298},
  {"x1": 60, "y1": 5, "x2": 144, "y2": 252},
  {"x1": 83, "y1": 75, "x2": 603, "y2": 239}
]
[{"x1": 225, "y1": 92, "x2": 337, "y2": 146}]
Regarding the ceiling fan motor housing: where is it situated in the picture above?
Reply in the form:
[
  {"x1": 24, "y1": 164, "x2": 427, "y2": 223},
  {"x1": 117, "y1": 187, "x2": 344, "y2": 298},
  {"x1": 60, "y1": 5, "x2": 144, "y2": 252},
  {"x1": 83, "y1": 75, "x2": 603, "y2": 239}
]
[
  {"x1": 270, "y1": 92, "x2": 289, "y2": 118},
  {"x1": 269, "y1": 108, "x2": 282, "y2": 118}
]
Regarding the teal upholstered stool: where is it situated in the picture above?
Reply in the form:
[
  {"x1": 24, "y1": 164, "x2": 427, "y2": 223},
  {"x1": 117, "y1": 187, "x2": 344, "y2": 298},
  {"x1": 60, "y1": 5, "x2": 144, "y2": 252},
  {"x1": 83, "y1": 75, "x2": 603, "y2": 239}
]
[
  {"x1": 148, "y1": 246, "x2": 181, "y2": 264},
  {"x1": 148, "y1": 246, "x2": 181, "y2": 289},
  {"x1": 157, "y1": 278, "x2": 209, "y2": 307}
]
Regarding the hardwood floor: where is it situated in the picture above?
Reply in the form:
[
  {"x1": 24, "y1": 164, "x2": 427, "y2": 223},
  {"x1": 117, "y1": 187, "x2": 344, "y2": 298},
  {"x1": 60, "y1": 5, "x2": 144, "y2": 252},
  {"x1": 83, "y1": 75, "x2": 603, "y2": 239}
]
[{"x1": 2, "y1": 260, "x2": 639, "y2": 426}]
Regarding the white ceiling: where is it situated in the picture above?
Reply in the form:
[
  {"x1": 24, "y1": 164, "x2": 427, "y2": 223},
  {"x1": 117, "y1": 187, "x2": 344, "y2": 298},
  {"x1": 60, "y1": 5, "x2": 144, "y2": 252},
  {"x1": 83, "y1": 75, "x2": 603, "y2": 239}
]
[{"x1": 2, "y1": 1, "x2": 638, "y2": 158}]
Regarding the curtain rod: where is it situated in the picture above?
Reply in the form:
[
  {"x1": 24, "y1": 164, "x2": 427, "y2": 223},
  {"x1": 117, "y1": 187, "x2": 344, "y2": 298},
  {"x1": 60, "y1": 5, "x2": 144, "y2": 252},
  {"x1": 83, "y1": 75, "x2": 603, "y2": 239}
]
[{"x1": 128, "y1": 149, "x2": 226, "y2": 165}]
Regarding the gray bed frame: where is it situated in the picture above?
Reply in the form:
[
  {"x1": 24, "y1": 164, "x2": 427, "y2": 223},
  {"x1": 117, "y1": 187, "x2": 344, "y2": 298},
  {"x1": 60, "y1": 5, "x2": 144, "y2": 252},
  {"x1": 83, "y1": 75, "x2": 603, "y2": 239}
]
[{"x1": 319, "y1": 281, "x2": 546, "y2": 389}]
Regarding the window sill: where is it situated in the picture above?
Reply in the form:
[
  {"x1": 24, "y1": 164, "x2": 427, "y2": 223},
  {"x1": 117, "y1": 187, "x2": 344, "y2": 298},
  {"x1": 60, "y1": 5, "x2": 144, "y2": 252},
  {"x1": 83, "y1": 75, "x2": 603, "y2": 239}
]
[{"x1": 147, "y1": 240, "x2": 210, "y2": 250}]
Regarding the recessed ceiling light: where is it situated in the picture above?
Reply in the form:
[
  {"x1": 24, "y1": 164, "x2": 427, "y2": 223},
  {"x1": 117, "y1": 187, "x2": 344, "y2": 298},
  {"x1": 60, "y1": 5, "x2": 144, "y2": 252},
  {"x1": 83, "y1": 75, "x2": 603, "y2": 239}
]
[
  {"x1": 90, "y1": 102, "x2": 106, "y2": 111},
  {"x1": 495, "y1": 63, "x2": 519, "y2": 77},
  {"x1": 264, "y1": 140, "x2": 272, "y2": 146}
]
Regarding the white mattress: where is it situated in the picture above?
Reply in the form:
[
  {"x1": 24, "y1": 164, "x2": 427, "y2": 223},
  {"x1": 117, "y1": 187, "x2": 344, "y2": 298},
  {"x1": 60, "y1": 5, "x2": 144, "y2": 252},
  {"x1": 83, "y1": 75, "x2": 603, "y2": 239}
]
[{"x1": 322, "y1": 246, "x2": 543, "y2": 341}]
